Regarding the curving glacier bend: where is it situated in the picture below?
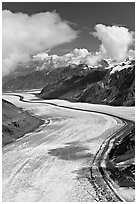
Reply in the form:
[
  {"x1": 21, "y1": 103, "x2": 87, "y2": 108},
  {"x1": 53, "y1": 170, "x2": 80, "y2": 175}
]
[{"x1": 2, "y1": 92, "x2": 135, "y2": 202}]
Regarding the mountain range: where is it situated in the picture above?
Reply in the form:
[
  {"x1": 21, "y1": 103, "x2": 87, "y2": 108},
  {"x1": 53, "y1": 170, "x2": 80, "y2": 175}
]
[{"x1": 3, "y1": 55, "x2": 135, "y2": 107}]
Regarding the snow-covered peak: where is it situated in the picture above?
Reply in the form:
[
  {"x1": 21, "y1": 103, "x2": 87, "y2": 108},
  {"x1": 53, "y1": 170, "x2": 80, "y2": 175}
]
[{"x1": 109, "y1": 57, "x2": 135, "y2": 74}]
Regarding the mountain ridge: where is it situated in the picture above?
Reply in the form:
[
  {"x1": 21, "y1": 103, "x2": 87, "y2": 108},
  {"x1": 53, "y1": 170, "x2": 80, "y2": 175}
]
[{"x1": 3, "y1": 58, "x2": 135, "y2": 107}]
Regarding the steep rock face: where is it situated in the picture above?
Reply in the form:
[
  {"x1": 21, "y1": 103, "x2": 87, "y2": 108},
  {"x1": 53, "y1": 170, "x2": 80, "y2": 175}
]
[
  {"x1": 77, "y1": 66, "x2": 135, "y2": 106},
  {"x1": 38, "y1": 68, "x2": 108, "y2": 100},
  {"x1": 38, "y1": 62, "x2": 135, "y2": 106}
]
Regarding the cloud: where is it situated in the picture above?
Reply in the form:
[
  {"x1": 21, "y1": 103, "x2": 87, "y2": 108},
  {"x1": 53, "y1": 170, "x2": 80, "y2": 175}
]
[
  {"x1": 126, "y1": 49, "x2": 135, "y2": 59},
  {"x1": 34, "y1": 30, "x2": 135, "y2": 70},
  {"x1": 86, "y1": 52, "x2": 103, "y2": 67},
  {"x1": 92, "y1": 24, "x2": 134, "y2": 62},
  {"x1": 2, "y1": 10, "x2": 78, "y2": 76},
  {"x1": 34, "y1": 48, "x2": 93, "y2": 69},
  {"x1": 73, "y1": 48, "x2": 89, "y2": 57}
]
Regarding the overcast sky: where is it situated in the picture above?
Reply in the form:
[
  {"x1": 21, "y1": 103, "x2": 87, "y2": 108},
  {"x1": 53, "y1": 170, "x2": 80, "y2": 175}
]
[{"x1": 3, "y1": 2, "x2": 135, "y2": 55}]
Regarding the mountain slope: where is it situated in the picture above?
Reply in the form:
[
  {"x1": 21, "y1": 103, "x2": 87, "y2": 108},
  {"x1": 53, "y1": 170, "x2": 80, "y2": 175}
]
[
  {"x1": 2, "y1": 58, "x2": 109, "y2": 92},
  {"x1": 3, "y1": 58, "x2": 135, "y2": 107},
  {"x1": 38, "y1": 68, "x2": 108, "y2": 100},
  {"x1": 38, "y1": 59, "x2": 135, "y2": 106},
  {"x1": 2, "y1": 99, "x2": 44, "y2": 146}
]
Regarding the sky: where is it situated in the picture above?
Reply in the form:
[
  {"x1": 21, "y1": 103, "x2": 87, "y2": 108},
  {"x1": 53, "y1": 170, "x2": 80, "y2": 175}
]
[{"x1": 2, "y1": 2, "x2": 135, "y2": 55}]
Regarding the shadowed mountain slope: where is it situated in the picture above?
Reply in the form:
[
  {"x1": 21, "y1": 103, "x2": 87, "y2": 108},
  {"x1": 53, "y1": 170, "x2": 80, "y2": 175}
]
[
  {"x1": 38, "y1": 62, "x2": 135, "y2": 106},
  {"x1": 2, "y1": 99, "x2": 44, "y2": 146}
]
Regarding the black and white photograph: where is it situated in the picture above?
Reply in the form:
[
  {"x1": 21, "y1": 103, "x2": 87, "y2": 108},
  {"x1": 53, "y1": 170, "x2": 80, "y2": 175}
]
[{"x1": 2, "y1": 1, "x2": 135, "y2": 202}]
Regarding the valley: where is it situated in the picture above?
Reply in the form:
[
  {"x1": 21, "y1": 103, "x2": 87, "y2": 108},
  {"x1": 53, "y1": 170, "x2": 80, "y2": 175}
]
[
  {"x1": 2, "y1": 92, "x2": 135, "y2": 202},
  {"x1": 2, "y1": 2, "x2": 135, "y2": 202}
]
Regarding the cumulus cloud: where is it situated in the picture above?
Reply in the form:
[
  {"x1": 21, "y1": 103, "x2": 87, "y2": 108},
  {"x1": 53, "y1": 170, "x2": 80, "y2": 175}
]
[
  {"x1": 34, "y1": 48, "x2": 94, "y2": 69},
  {"x1": 33, "y1": 23, "x2": 135, "y2": 69},
  {"x1": 92, "y1": 24, "x2": 134, "y2": 62},
  {"x1": 73, "y1": 48, "x2": 89, "y2": 57},
  {"x1": 2, "y1": 10, "x2": 78, "y2": 76},
  {"x1": 86, "y1": 52, "x2": 103, "y2": 67}
]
